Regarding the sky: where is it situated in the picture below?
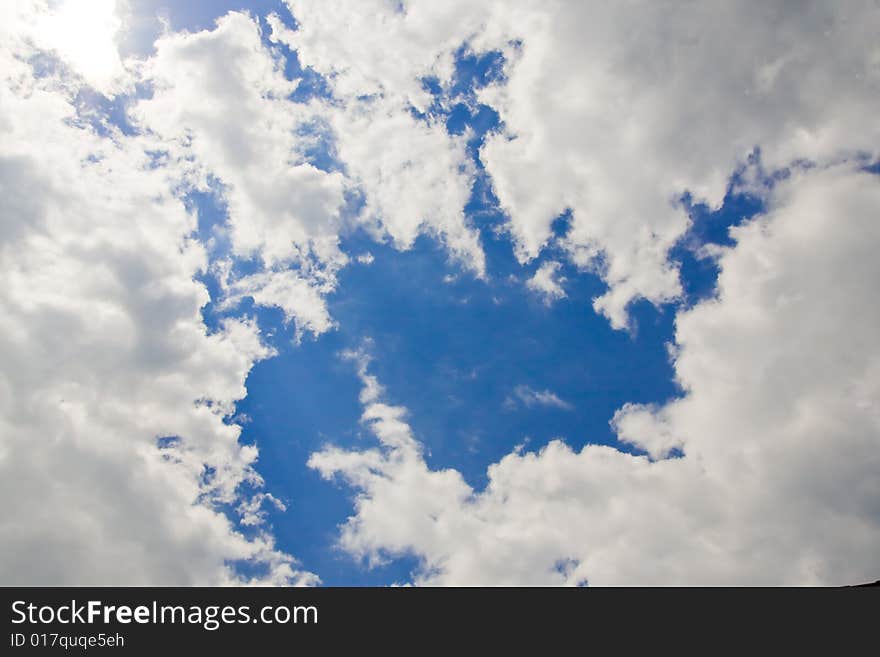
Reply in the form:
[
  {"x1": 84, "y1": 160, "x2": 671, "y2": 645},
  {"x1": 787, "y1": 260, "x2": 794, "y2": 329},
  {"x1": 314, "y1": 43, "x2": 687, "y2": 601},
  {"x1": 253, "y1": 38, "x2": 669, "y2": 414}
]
[{"x1": 1, "y1": 0, "x2": 879, "y2": 586}]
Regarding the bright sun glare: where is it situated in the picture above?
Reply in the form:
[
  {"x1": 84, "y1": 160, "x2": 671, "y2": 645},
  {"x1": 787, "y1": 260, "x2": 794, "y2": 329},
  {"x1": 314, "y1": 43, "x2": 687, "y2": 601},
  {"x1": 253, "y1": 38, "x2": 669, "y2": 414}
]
[{"x1": 35, "y1": 0, "x2": 124, "y2": 90}]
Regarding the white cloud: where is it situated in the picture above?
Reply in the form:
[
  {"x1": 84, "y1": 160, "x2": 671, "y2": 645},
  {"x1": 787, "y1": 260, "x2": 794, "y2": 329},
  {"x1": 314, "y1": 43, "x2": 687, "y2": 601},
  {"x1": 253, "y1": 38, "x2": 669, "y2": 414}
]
[
  {"x1": 0, "y1": 10, "x2": 314, "y2": 585},
  {"x1": 278, "y1": 0, "x2": 880, "y2": 328},
  {"x1": 238, "y1": 492, "x2": 287, "y2": 528},
  {"x1": 129, "y1": 11, "x2": 349, "y2": 341},
  {"x1": 22, "y1": 0, "x2": 132, "y2": 95},
  {"x1": 275, "y1": 1, "x2": 500, "y2": 112},
  {"x1": 272, "y1": 3, "x2": 489, "y2": 276},
  {"x1": 326, "y1": 98, "x2": 486, "y2": 276},
  {"x1": 132, "y1": 12, "x2": 348, "y2": 269},
  {"x1": 220, "y1": 266, "x2": 336, "y2": 343},
  {"x1": 310, "y1": 164, "x2": 880, "y2": 585},
  {"x1": 525, "y1": 261, "x2": 566, "y2": 305},
  {"x1": 478, "y1": 1, "x2": 880, "y2": 328},
  {"x1": 505, "y1": 385, "x2": 572, "y2": 411},
  {"x1": 132, "y1": 7, "x2": 487, "y2": 331}
]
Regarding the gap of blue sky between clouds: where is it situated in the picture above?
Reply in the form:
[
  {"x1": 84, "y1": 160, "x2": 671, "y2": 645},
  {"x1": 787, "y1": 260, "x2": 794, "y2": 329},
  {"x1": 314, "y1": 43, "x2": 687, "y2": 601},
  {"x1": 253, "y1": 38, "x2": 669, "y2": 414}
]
[{"x1": 155, "y1": 21, "x2": 768, "y2": 583}]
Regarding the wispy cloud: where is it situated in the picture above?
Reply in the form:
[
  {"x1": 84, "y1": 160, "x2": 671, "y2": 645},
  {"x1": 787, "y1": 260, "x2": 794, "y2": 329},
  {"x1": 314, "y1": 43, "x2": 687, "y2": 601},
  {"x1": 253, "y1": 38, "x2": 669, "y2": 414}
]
[
  {"x1": 526, "y1": 261, "x2": 567, "y2": 305},
  {"x1": 505, "y1": 385, "x2": 573, "y2": 411}
]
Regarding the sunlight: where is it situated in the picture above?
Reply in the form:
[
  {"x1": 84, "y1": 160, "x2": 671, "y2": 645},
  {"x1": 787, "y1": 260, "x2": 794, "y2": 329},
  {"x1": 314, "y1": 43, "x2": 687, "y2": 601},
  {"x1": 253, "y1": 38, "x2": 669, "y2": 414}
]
[{"x1": 35, "y1": 0, "x2": 125, "y2": 91}]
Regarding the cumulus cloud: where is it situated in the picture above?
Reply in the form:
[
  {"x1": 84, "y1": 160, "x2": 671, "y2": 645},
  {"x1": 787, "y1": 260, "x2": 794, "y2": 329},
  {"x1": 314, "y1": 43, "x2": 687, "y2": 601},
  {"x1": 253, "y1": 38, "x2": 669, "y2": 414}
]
[
  {"x1": 328, "y1": 99, "x2": 486, "y2": 275},
  {"x1": 130, "y1": 7, "x2": 489, "y2": 332},
  {"x1": 277, "y1": 0, "x2": 880, "y2": 328},
  {"x1": 219, "y1": 266, "x2": 336, "y2": 342},
  {"x1": 127, "y1": 11, "x2": 351, "y2": 341},
  {"x1": 270, "y1": 6, "x2": 488, "y2": 276},
  {"x1": 0, "y1": 5, "x2": 314, "y2": 585},
  {"x1": 480, "y1": 1, "x2": 880, "y2": 327},
  {"x1": 505, "y1": 385, "x2": 572, "y2": 411},
  {"x1": 310, "y1": 164, "x2": 880, "y2": 585},
  {"x1": 525, "y1": 261, "x2": 567, "y2": 305}
]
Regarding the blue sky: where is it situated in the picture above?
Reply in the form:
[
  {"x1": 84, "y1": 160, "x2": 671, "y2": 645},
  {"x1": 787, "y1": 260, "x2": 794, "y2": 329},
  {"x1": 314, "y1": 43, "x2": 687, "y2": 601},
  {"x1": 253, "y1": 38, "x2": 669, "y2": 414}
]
[{"x1": 226, "y1": 185, "x2": 765, "y2": 584}]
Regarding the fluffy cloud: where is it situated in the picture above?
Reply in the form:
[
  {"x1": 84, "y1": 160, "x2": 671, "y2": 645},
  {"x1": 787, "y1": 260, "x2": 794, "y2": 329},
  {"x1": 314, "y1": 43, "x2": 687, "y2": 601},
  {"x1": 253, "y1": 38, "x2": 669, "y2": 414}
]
[
  {"x1": 326, "y1": 99, "x2": 486, "y2": 275},
  {"x1": 128, "y1": 11, "x2": 348, "y2": 338},
  {"x1": 132, "y1": 6, "x2": 488, "y2": 330},
  {"x1": 221, "y1": 268, "x2": 336, "y2": 342},
  {"x1": 480, "y1": 0, "x2": 880, "y2": 327},
  {"x1": 276, "y1": 0, "x2": 498, "y2": 111},
  {"x1": 525, "y1": 261, "x2": 566, "y2": 305},
  {"x1": 133, "y1": 11, "x2": 347, "y2": 268},
  {"x1": 0, "y1": 7, "x2": 314, "y2": 584},
  {"x1": 270, "y1": 6, "x2": 487, "y2": 275},
  {"x1": 310, "y1": 164, "x2": 880, "y2": 585},
  {"x1": 279, "y1": 0, "x2": 880, "y2": 328}
]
